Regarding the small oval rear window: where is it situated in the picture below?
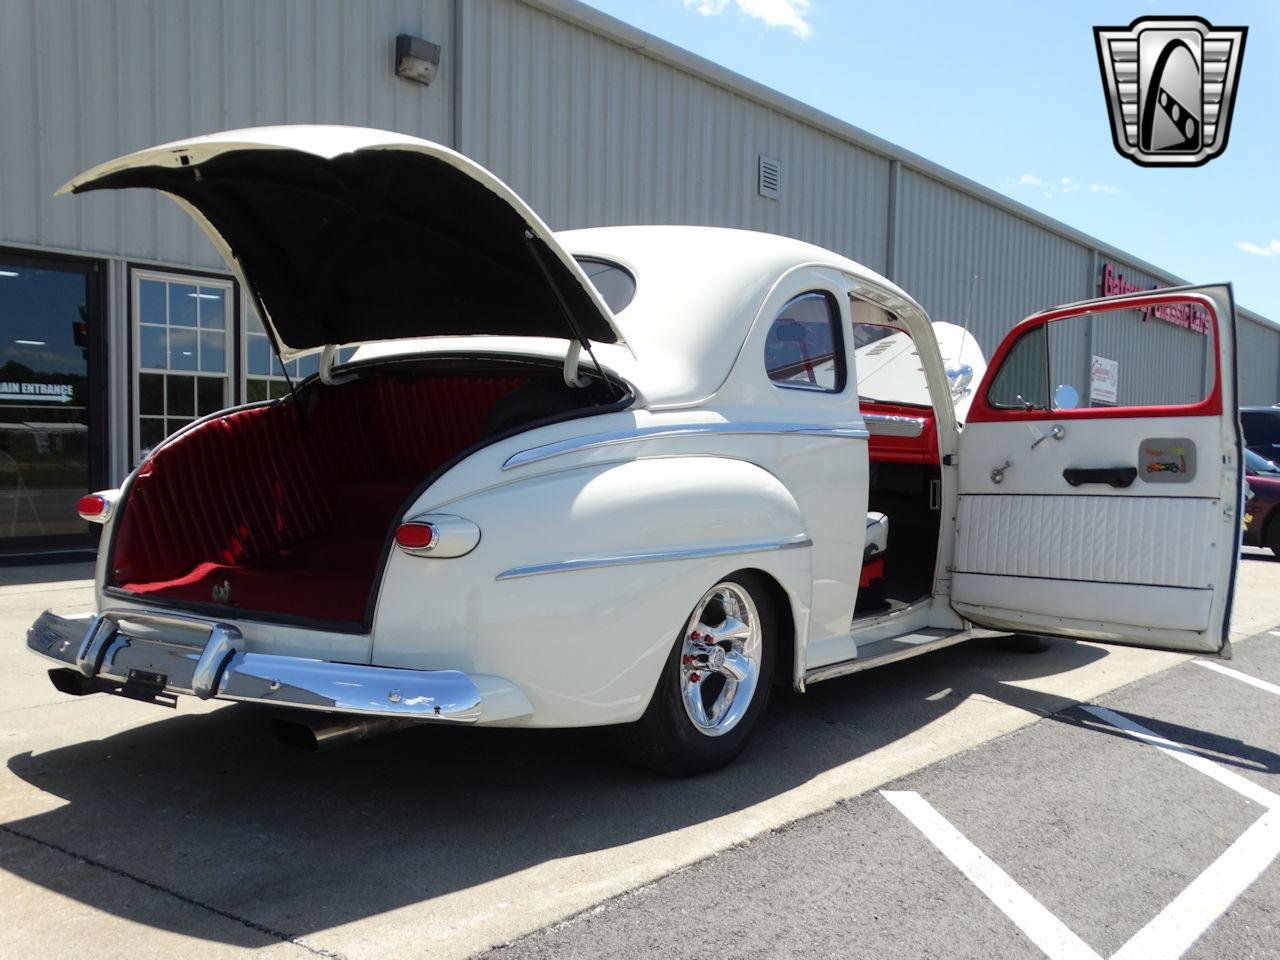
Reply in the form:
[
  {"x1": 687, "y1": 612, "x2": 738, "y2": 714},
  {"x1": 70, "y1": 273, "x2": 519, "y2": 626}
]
[{"x1": 575, "y1": 257, "x2": 636, "y2": 314}]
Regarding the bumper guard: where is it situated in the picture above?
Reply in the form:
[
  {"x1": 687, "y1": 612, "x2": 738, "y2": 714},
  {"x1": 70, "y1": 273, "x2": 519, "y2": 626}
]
[{"x1": 27, "y1": 609, "x2": 484, "y2": 722}]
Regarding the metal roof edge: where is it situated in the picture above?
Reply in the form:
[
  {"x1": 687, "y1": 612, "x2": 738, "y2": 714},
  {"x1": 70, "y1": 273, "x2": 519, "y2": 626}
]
[{"x1": 525, "y1": 0, "x2": 1275, "y2": 332}]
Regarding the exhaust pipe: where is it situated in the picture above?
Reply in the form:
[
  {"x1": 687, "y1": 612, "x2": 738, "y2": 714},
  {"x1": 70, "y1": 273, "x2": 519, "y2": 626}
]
[{"x1": 272, "y1": 714, "x2": 415, "y2": 752}]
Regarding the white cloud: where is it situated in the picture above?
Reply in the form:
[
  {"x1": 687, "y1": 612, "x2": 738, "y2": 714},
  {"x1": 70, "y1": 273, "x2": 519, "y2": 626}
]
[
  {"x1": 1018, "y1": 173, "x2": 1042, "y2": 186},
  {"x1": 1090, "y1": 183, "x2": 1121, "y2": 194},
  {"x1": 683, "y1": 0, "x2": 813, "y2": 39},
  {"x1": 1237, "y1": 239, "x2": 1280, "y2": 257}
]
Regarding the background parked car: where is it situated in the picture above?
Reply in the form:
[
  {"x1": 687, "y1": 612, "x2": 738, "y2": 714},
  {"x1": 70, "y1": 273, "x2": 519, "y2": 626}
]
[
  {"x1": 1241, "y1": 406, "x2": 1280, "y2": 461},
  {"x1": 1244, "y1": 448, "x2": 1280, "y2": 556}
]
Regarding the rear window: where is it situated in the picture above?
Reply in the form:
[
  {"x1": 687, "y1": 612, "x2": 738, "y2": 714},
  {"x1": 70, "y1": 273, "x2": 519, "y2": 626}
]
[{"x1": 574, "y1": 257, "x2": 636, "y2": 314}]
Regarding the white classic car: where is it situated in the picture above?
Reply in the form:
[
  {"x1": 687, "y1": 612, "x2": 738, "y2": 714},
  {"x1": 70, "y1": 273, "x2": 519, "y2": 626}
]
[{"x1": 28, "y1": 127, "x2": 1243, "y2": 775}]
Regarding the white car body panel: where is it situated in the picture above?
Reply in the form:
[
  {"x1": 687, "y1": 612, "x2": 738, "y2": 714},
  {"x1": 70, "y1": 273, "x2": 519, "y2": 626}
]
[{"x1": 33, "y1": 128, "x2": 1240, "y2": 733}]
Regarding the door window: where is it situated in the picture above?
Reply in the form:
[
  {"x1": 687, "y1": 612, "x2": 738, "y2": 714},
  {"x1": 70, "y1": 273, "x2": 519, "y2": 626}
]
[
  {"x1": 0, "y1": 254, "x2": 99, "y2": 550},
  {"x1": 977, "y1": 294, "x2": 1217, "y2": 418},
  {"x1": 133, "y1": 270, "x2": 233, "y2": 460}
]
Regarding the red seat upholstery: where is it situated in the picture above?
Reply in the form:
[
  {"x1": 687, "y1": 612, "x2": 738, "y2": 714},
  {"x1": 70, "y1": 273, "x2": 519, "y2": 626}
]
[{"x1": 112, "y1": 374, "x2": 525, "y2": 624}]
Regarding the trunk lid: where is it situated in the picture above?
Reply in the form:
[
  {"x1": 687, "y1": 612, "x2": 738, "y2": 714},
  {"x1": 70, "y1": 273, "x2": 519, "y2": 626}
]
[{"x1": 59, "y1": 125, "x2": 625, "y2": 359}]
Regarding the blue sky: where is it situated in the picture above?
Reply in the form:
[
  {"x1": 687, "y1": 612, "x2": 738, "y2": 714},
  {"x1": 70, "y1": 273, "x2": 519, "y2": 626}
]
[{"x1": 581, "y1": 1, "x2": 1278, "y2": 321}]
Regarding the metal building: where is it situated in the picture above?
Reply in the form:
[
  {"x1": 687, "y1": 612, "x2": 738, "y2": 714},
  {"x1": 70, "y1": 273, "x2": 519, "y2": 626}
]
[{"x1": 1, "y1": 0, "x2": 1276, "y2": 560}]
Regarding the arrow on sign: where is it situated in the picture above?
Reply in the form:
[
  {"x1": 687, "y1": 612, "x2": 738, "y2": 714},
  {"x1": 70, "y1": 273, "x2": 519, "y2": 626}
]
[{"x1": 0, "y1": 391, "x2": 74, "y2": 404}]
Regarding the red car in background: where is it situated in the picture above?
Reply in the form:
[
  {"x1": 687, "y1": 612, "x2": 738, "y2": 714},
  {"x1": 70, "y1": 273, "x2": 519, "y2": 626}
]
[{"x1": 1244, "y1": 449, "x2": 1280, "y2": 556}]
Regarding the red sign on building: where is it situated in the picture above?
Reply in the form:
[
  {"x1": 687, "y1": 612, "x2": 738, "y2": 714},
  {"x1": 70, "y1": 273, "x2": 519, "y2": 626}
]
[{"x1": 1101, "y1": 262, "x2": 1211, "y2": 334}]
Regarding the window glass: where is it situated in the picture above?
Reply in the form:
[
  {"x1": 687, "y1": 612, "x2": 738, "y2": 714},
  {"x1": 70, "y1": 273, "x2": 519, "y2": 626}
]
[
  {"x1": 851, "y1": 323, "x2": 932, "y2": 407},
  {"x1": 988, "y1": 327, "x2": 1047, "y2": 410},
  {"x1": 765, "y1": 292, "x2": 843, "y2": 392},
  {"x1": 574, "y1": 257, "x2": 636, "y2": 313},
  {"x1": 134, "y1": 271, "x2": 232, "y2": 460},
  {"x1": 986, "y1": 299, "x2": 1215, "y2": 412}
]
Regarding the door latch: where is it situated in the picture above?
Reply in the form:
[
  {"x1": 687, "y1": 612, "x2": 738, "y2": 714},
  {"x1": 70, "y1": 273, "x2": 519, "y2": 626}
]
[{"x1": 990, "y1": 460, "x2": 1012, "y2": 484}]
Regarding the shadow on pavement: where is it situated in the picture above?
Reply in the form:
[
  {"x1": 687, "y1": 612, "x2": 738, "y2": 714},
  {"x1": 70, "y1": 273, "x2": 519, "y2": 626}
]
[{"x1": 3, "y1": 636, "x2": 1266, "y2": 949}]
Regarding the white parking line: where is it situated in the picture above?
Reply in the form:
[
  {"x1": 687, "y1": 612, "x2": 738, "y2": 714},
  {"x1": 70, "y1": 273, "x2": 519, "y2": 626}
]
[
  {"x1": 881, "y1": 791, "x2": 1102, "y2": 960},
  {"x1": 1111, "y1": 808, "x2": 1280, "y2": 960},
  {"x1": 1193, "y1": 659, "x2": 1280, "y2": 697},
  {"x1": 887, "y1": 706, "x2": 1280, "y2": 960},
  {"x1": 1081, "y1": 704, "x2": 1280, "y2": 810}
]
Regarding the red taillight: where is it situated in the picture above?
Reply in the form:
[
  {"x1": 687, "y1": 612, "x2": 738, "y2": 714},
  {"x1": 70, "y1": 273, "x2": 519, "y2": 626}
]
[
  {"x1": 395, "y1": 522, "x2": 437, "y2": 552},
  {"x1": 77, "y1": 495, "x2": 107, "y2": 518}
]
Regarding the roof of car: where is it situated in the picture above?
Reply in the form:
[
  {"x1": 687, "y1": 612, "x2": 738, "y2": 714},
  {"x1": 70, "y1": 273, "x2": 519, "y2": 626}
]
[{"x1": 558, "y1": 225, "x2": 922, "y2": 404}]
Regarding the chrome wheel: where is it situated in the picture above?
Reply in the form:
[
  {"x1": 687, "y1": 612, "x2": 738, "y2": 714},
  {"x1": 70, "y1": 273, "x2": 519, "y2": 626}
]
[{"x1": 679, "y1": 581, "x2": 762, "y2": 737}]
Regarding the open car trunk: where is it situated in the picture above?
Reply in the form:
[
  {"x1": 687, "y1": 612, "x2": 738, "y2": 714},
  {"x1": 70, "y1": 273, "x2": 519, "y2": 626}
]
[{"x1": 106, "y1": 363, "x2": 618, "y2": 628}]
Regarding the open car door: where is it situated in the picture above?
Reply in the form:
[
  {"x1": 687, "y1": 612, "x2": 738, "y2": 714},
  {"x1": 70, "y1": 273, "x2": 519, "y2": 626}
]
[{"x1": 951, "y1": 284, "x2": 1242, "y2": 654}]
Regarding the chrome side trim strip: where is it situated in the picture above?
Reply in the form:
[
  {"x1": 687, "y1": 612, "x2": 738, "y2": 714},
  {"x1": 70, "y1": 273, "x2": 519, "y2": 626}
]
[
  {"x1": 495, "y1": 534, "x2": 813, "y2": 581},
  {"x1": 862, "y1": 413, "x2": 927, "y2": 438},
  {"x1": 502, "y1": 421, "x2": 869, "y2": 471}
]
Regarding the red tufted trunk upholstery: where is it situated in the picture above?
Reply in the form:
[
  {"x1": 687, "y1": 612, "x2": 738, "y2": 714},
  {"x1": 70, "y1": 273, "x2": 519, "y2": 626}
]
[{"x1": 111, "y1": 374, "x2": 526, "y2": 625}]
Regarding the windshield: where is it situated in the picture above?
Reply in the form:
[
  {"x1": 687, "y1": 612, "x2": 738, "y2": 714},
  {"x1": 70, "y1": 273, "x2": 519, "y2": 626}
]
[{"x1": 1246, "y1": 448, "x2": 1280, "y2": 475}]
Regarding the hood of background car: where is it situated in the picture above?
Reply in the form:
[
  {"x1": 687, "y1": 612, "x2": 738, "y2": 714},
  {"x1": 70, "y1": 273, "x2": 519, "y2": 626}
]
[{"x1": 58, "y1": 125, "x2": 625, "y2": 360}]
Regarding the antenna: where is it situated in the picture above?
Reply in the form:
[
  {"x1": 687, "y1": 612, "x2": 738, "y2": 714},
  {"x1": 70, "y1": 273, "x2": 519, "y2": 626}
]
[{"x1": 960, "y1": 272, "x2": 980, "y2": 341}]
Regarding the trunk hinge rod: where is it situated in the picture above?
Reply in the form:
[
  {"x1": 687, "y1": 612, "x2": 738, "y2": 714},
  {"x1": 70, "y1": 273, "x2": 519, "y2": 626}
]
[
  {"x1": 523, "y1": 228, "x2": 621, "y2": 398},
  {"x1": 243, "y1": 275, "x2": 300, "y2": 406}
]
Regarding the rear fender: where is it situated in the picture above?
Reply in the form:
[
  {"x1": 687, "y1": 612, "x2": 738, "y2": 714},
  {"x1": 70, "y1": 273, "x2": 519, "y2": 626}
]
[{"x1": 371, "y1": 456, "x2": 813, "y2": 726}]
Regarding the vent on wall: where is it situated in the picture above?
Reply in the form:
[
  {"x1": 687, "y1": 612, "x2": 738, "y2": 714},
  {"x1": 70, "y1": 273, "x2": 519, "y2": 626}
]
[{"x1": 758, "y1": 154, "x2": 781, "y2": 200}]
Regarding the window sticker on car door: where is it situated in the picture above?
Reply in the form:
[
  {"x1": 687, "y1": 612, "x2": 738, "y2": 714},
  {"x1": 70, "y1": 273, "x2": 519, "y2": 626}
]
[{"x1": 1139, "y1": 438, "x2": 1196, "y2": 482}]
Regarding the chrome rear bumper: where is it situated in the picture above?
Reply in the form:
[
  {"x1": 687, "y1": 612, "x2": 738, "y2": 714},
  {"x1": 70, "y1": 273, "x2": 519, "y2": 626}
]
[{"x1": 27, "y1": 608, "x2": 485, "y2": 722}]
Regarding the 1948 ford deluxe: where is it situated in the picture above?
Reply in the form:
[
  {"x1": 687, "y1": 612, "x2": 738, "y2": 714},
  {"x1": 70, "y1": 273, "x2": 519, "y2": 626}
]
[{"x1": 27, "y1": 127, "x2": 1244, "y2": 774}]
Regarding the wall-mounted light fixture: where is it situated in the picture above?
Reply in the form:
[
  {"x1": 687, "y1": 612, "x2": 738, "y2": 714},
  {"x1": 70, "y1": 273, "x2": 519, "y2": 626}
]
[{"x1": 395, "y1": 34, "x2": 440, "y2": 86}]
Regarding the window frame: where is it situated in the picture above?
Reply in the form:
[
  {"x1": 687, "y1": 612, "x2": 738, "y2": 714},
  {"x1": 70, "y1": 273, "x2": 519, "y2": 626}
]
[
  {"x1": 968, "y1": 292, "x2": 1223, "y2": 423},
  {"x1": 764, "y1": 290, "x2": 847, "y2": 395},
  {"x1": 130, "y1": 266, "x2": 237, "y2": 464}
]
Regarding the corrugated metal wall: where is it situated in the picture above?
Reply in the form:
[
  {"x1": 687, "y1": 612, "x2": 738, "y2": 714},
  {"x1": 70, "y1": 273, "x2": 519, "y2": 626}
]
[
  {"x1": 459, "y1": 0, "x2": 891, "y2": 272},
  {"x1": 0, "y1": 0, "x2": 454, "y2": 268},
  {"x1": 894, "y1": 169, "x2": 1092, "y2": 353},
  {"x1": 1239, "y1": 317, "x2": 1280, "y2": 405}
]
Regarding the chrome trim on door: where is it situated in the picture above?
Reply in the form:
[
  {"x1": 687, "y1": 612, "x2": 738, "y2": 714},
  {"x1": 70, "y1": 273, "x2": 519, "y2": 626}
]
[
  {"x1": 862, "y1": 413, "x2": 927, "y2": 438},
  {"x1": 495, "y1": 534, "x2": 813, "y2": 581},
  {"x1": 502, "y1": 421, "x2": 869, "y2": 471}
]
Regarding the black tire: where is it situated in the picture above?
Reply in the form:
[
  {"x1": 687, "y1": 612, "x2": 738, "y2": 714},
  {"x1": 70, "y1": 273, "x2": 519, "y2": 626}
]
[
  {"x1": 1267, "y1": 513, "x2": 1280, "y2": 559},
  {"x1": 992, "y1": 633, "x2": 1054, "y2": 654},
  {"x1": 612, "y1": 572, "x2": 776, "y2": 777}
]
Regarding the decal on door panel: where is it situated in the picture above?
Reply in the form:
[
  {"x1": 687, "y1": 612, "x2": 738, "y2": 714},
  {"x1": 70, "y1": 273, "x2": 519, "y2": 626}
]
[{"x1": 1139, "y1": 438, "x2": 1196, "y2": 482}]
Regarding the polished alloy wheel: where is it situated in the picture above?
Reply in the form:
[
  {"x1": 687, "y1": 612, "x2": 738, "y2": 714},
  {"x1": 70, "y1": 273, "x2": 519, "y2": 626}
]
[{"x1": 679, "y1": 581, "x2": 762, "y2": 737}]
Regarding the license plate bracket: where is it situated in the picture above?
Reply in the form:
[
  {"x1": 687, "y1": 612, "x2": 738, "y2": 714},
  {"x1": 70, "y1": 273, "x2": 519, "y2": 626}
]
[{"x1": 119, "y1": 668, "x2": 177, "y2": 708}]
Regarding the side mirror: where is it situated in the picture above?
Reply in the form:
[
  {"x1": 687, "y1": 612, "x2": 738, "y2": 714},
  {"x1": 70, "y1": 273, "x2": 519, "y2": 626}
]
[
  {"x1": 945, "y1": 364, "x2": 974, "y2": 398},
  {"x1": 1053, "y1": 383, "x2": 1080, "y2": 410}
]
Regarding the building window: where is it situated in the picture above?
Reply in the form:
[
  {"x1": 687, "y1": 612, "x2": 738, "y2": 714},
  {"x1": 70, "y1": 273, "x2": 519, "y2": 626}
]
[
  {"x1": 132, "y1": 269, "x2": 233, "y2": 460},
  {"x1": 243, "y1": 302, "x2": 320, "y2": 401}
]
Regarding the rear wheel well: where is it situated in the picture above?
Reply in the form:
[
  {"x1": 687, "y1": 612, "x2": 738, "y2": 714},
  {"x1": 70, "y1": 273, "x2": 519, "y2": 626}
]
[{"x1": 732, "y1": 568, "x2": 796, "y2": 689}]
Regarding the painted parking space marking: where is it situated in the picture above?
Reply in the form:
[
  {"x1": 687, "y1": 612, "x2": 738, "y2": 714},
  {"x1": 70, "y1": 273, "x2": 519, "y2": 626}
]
[
  {"x1": 882, "y1": 791, "x2": 1102, "y2": 960},
  {"x1": 1081, "y1": 705, "x2": 1280, "y2": 809},
  {"x1": 1193, "y1": 659, "x2": 1280, "y2": 698},
  {"x1": 885, "y1": 703, "x2": 1280, "y2": 960}
]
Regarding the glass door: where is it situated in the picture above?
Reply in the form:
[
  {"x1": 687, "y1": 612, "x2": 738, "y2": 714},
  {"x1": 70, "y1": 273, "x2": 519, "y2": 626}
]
[{"x1": 0, "y1": 251, "x2": 104, "y2": 557}]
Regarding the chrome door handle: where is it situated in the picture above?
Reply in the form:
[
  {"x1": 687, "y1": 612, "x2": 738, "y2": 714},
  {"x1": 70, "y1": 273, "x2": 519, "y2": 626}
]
[{"x1": 1031, "y1": 425, "x2": 1066, "y2": 450}]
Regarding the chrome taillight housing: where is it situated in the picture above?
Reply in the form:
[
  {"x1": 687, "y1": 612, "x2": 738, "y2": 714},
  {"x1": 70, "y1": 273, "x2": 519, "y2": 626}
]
[
  {"x1": 77, "y1": 489, "x2": 120, "y2": 524},
  {"x1": 394, "y1": 514, "x2": 480, "y2": 558}
]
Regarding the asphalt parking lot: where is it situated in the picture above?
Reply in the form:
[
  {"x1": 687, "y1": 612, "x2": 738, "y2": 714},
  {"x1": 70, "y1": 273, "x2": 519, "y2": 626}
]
[{"x1": 2, "y1": 549, "x2": 1278, "y2": 960}]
